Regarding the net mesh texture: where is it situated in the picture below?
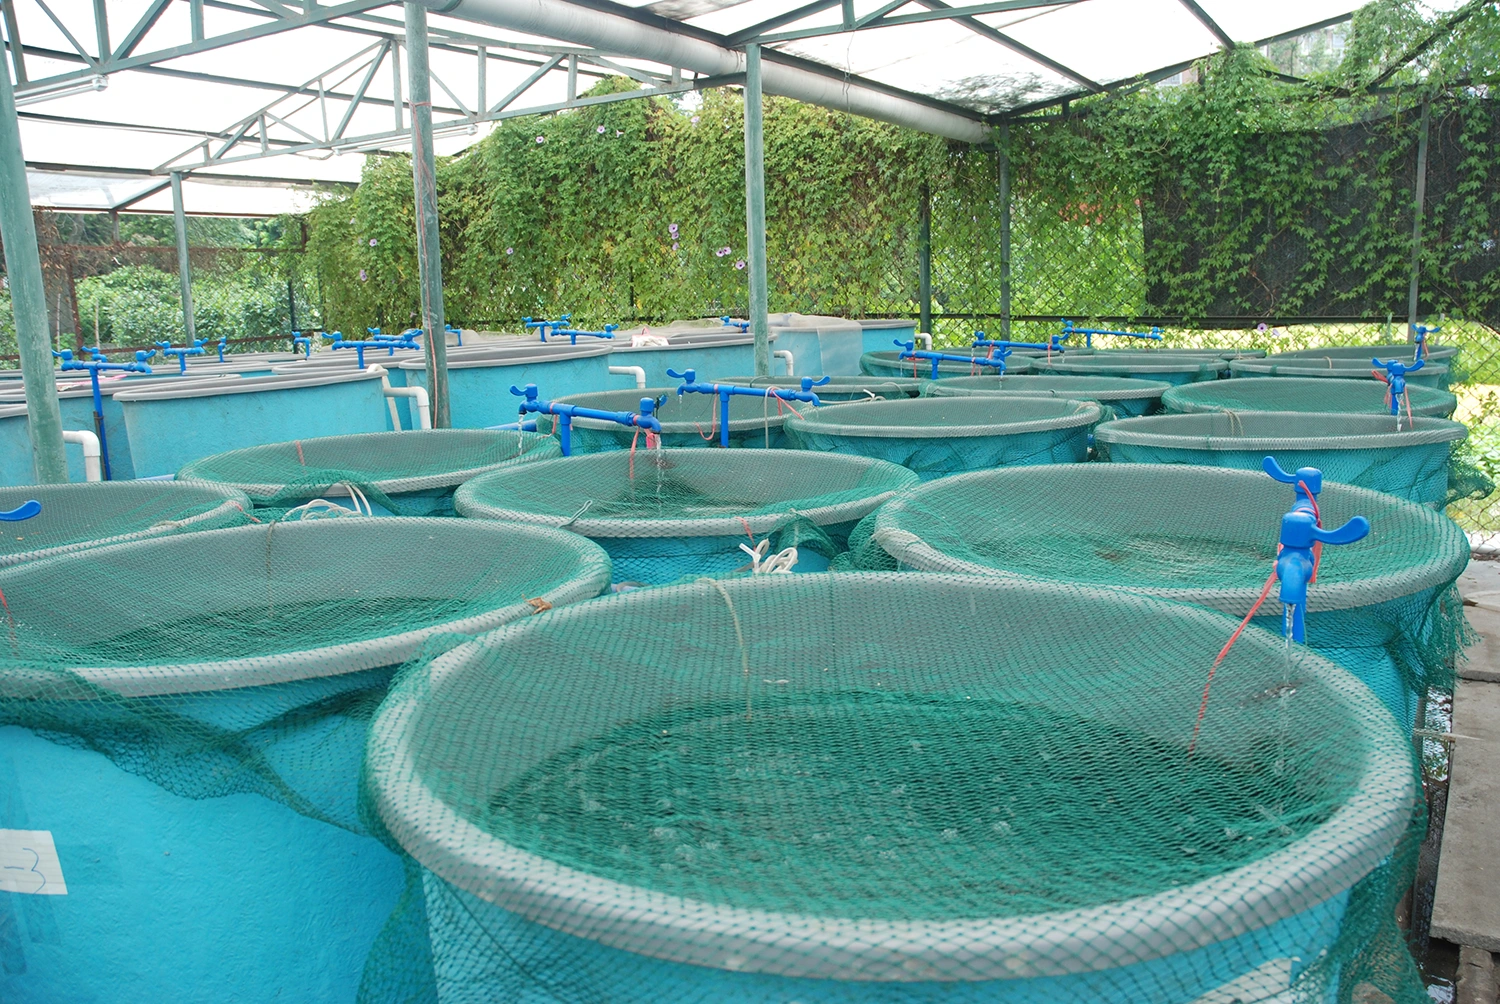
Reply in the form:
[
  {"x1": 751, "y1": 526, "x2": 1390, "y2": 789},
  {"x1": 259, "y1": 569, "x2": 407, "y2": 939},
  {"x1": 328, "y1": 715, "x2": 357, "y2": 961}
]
[
  {"x1": 1229, "y1": 358, "x2": 1451, "y2": 389},
  {"x1": 782, "y1": 396, "x2": 1103, "y2": 480},
  {"x1": 1032, "y1": 353, "x2": 1226, "y2": 385},
  {"x1": 860, "y1": 351, "x2": 1035, "y2": 379},
  {"x1": 454, "y1": 448, "x2": 919, "y2": 584},
  {"x1": 1093, "y1": 411, "x2": 1484, "y2": 507},
  {"x1": 553, "y1": 388, "x2": 828, "y2": 452},
  {"x1": 176, "y1": 429, "x2": 561, "y2": 517},
  {"x1": 921, "y1": 374, "x2": 1171, "y2": 417},
  {"x1": 717, "y1": 375, "x2": 922, "y2": 401},
  {"x1": 363, "y1": 572, "x2": 1425, "y2": 1004},
  {"x1": 846, "y1": 464, "x2": 1471, "y2": 720},
  {"x1": 0, "y1": 481, "x2": 253, "y2": 567},
  {"x1": 1160, "y1": 377, "x2": 1459, "y2": 419}
]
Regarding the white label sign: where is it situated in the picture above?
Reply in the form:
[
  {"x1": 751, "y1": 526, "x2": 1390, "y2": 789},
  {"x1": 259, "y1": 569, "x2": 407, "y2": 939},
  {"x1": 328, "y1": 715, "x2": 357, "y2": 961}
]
[{"x1": 0, "y1": 829, "x2": 67, "y2": 895}]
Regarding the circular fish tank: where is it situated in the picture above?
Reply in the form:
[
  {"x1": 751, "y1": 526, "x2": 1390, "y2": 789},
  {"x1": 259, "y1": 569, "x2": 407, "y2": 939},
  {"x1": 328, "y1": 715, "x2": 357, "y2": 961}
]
[
  {"x1": 1161, "y1": 377, "x2": 1458, "y2": 419},
  {"x1": 0, "y1": 518, "x2": 610, "y2": 1003},
  {"x1": 716, "y1": 374, "x2": 922, "y2": 401},
  {"x1": 851, "y1": 463, "x2": 1470, "y2": 731},
  {"x1": 177, "y1": 429, "x2": 561, "y2": 516},
  {"x1": 922, "y1": 374, "x2": 1171, "y2": 417},
  {"x1": 1094, "y1": 411, "x2": 1469, "y2": 506},
  {"x1": 783, "y1": 395, "x2": 1102, "y2": 480},
  {"x1": 1230, "y1": 357, "x2": 1450, "y2": 389},
  {"x1": 1032, "y1": 352, "x2": 1224, "y2": 385},
  {"x1": 554, "y1": 387, "x2": 829, "y2": 452},
  {"x1": 455, "y1": 448, "x2": 917, "y2": 584},
  {"x1": 860, "y1": 350, "x2": 1034, "y2": 380},
  {"x1": 366, "y1": 573, "x2": 1418, "y2": 1004}
]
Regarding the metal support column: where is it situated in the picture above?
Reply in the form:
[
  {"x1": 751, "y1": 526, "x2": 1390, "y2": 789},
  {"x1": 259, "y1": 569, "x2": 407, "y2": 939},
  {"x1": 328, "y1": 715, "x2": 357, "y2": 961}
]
[
  {"x1": 190, "y1": 0, "x2": 204, "y2": 42},
  {"x1": 997, "y1": 122, "x2": 1012, "y2": 340},
  {"x1": 1407, "y1": 101, "x2": 1430, "y2": 342},
  {"x1": 391, "y1": 38, "x2": 403, "y2": 131},
  {"x1": 405, "y1": 2, "x2": 450, "y2": 428},
  {"x1": 918, "y1": 182, "x2": 932, "y2": 335},
  {"x1": 743, "y1": 43, "x2": 770, "y2": 376},
  {"x1": 170, "y1": 172, "x2": 196, "y2": 342},
  {"x1": 0, "y1": 59, "x2": 66, "y2": 481},
  {"x1": 92, "y1": 0, "x2": 110, "y2": 58}
]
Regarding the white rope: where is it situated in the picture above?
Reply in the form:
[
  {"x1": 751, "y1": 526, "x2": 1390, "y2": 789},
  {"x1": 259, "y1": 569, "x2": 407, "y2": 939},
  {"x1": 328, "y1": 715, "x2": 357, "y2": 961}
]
[
  {"x1": 739, "y1": 537, "x2": 799, "y2": 574},
  {"x1": 278, "y1": 481, "x2": 373, "y2": 520}
]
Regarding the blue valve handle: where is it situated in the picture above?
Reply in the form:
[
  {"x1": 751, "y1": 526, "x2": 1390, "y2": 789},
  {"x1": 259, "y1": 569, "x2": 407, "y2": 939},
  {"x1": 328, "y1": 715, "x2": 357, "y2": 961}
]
[
  {"x1": 1262, "y1": 457, "x2": 1322, "y2": 516},
  {"x1": 720, "y1": 317, "x2": 750, "y2": 332},
  {"x1": 523, "y1": 315, "x2": 571, "y2": 342},
  {"x1": 292, "y1": 332, "x2": 313, "y2": 358},
  {"x1": 216, "y1": 337, "x2": 228, "y2": 362},
  {"x1": 0, "y1": 500, "x2": 40, "y2": 522},
  {"x1": 54, "y1": 349, "x2": 153, "y2": 481},
  {"x1": 446, "y1": 323, "x2": 463, "y2": 347},
  {"x1": 895, "y1": 340, "x2": 1009, "y2": 380},
  {"x1": 1275, "y1": 511, "x2": 1370, "y2": 643},
  {"x1": 1060, "y1": 319, "x2": 1163, "y2": 348},
  {"x1": 512, "y1": 383, "x2": 660, "y2": 457},
  {"x1": 154, "y1": 338, "x2": 208, "y2": 374},
  {"x1": 552, "y1": 324, "x2": 618, "y2": 346},
  {"x1": 668, "y1": 368, "x2": 823, "y2": 448},
  {"x1": 1373, "y1": 356, "x2": 1425, "y2": 414},
  {"x1": 1412, "y1": 324, "x2": 1440, "y2": 360}
]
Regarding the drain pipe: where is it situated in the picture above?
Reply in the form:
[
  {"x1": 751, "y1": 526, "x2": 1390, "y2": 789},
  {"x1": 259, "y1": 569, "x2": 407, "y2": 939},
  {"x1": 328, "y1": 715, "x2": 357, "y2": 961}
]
[
  {"x1": 609, "y1": 365, "x2": 647, "y2": 389},
  {"x1": 421, "y1": 0, "x2": 991, "y2": 144},
  {"x1": 367, "y1": 364, "x2": 433, "y2": 431},
  {"x1": 773, "y1": 350, "x2": 794, "y2": 376},
  {"x1": 61, "y1": 430, "x2": 102, "y2": 482}
]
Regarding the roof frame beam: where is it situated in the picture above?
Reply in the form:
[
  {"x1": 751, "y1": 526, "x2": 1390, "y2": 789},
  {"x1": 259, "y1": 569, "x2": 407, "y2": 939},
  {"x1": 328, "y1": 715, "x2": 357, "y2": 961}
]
[
  {"x1": 913, "y1": 0, "x2": 1099, "y2": 91},
  {"x1": 1175, "y1": 0, "x2": 1233, "y2": 49},
  {"x1": 745, "y1": 0, "x2": 1089, "y2": 46}
]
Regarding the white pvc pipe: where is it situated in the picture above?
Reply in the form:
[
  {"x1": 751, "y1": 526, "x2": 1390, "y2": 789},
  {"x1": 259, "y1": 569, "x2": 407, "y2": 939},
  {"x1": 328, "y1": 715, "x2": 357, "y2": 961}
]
[
  {"x1": 915, "y1": 332, "x2": 933, "y2": 351},
  {"x1": 609, "y1": 365, "x2": 647, "y2": 389},
  {"x1": 428, "y1": 0, "x2": 991, "y2": 144},
  {"x1": 61, "y1": 429, "x2": 102, "y2": 482},
  {"x1": 366, "y1": 364, "x2": 405, "y2": 431},
  {"x1": 385, "y1": 385, "x2": 433, "y2": 430},
  {"x1": 773, "y1": 349, "x2": 794, "y2": 376}
]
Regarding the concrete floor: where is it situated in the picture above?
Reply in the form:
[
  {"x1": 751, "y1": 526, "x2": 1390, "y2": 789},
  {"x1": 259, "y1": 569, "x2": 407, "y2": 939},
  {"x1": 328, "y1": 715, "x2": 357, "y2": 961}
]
[{"x1": 1431, "y1": 561, "x2": 1500, "y2": 1003}]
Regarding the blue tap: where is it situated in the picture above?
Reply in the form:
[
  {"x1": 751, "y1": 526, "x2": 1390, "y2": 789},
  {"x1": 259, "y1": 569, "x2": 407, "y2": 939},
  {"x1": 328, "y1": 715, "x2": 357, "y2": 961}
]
[
  {"x1": 216, "y1": 336, "x2": 228, "y2": 362},
  {"x1": 155, "y1": 338, "x2": 207, "y2": 374},
  {"x1": 895, "y1": 339, "x2": 1009, "y2": 380},
  {"x1": 292, "y1": 332, "x2": 313, "y2": 358},
  {"x1": 1262, "y1": 457, "x2": 1322, "y2": 516},
  {"x1": 1412, "y1": 324, "x2": 1440, "y2": 361},
  {"x1": 0, "y1": 499, "x2": 40, "y2": 521},
  {"x1": 446, "y1": 323, "x2": 463, "y2": 347},
  {"x1": 53, "y1": 348, "x2": 152, "y2": 480},
  {"x1": 721, "y1": 316, "x2": 750, "y2": 332},
  {"x1": 511, "y1": 383, "x2": 661, "y2": 457},
  {"x1": 973, "y1": 330, "x2": 1069, "y2": 354},
  {"x1": 329, "y1": 330, "x2": 419, "y2": 369},
  {"x1": 669, "y1": 369, "x2": 824, "y2": 448},
  {"x1": 1060, "y1": 319, "x2": 1163, "y2": 348},
  {"x1": 523, "y1": 315, "x2": 571, "y2": 342},
  {"x1": 1373, "y1": 356, "x2": 1424, "y2": 416},
  {"x1": 552, "y1": 324, "x2": 618, "y2": 346},
  {"x1": 1275, "y1": 509, "x2": 1369, "y2": 643}
]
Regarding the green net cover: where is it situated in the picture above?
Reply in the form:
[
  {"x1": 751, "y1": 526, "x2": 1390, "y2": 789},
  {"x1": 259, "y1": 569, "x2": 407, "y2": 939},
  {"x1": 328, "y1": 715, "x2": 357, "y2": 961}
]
[
  {"x1": 783, "y1": 396, "x2": 1102, "y2": 480},
  {"x1": 859, "y1": 351, "x2": 1035, "y2": 379},
  {"x1": 1229, "y1": 358, "x2": 1450, "y2": 389},
  {"x1": 1274, "y1": 343, "x2": 1459, "y2": 364},
  {"x1": 0, "y1": 517, "x2": 610, "y2": 827},
  {"x1": 0, "y1": 481, "x2": 252, "y2": 568},
  {"x1": 715, "y1": 375, "x2": 921, "y2": 401},
  {"x1": 922, "y1": 374, "x2": 1170, "y2": 417},
  {"x1": 1161, "y1": 377, "x2": 1458, "y2": 420},
  {"x1": 454, "y1": 448, "x2": 918, "y2": 583},
  {"x1": 1094, "y1": 412, "x2": 1474, "y2": 507},
  {"x1": 365, "y1": 572, "x2": 1422, "y2": 1002},
  {"x1": 849, "y1": 464, "x2": 1470, "y2": 708},
  {"x1": 1085, "y1": 347, "x2": 1266, "y2": 360},
  {"x1": 176, "y1": 429, "x2": 560, "y2": 517},
  {"x1": 1032, "y1": 353, "x2": 1224, "y2": 385},
  {"x1": 553, "y1": 388, "x2": 826, "y2": 452}
]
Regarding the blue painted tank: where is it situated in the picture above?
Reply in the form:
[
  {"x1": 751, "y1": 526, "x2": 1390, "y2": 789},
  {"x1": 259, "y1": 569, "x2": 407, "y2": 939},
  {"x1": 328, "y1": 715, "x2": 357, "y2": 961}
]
[
  {"x1": 608, "y1": 327, "x2": 767, "y2": 387},
  {"x1": 399, "y1": 343, "x2": 615, "y2": 428},
  {"x1": 365, "y1": 573, "x2": 1417, "y2": 1004},
  {"x1": 0, "y1": 517, "x2": 612, "y2": 1003},
  {"x1": 114, "y1": 370, "x2": 390, "y2": 477},
  {"x1": 0, "y1": 404, "x2": 102, "y2": 485},
  {"x1": 273, "y1": 350, "x2": 424, "y2": 430}
]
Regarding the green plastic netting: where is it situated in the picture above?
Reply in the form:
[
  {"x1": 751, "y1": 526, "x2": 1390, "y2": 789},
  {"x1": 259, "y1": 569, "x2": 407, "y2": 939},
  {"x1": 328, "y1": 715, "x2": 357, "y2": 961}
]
[
  {"x1": 1229, "y1": 358, "x2": 1451, "y2": 389},
  {"x1": 0, "y1": 518, "x2": 611, "y2": 828},
  {"x1": 1275, "y1": 344, "x2": 1460, "y2": 375},
  {"x1": 1032, "y1": 353, "x2": 1224, "y2": 385},
  {"x1": 553, "y1": 388, "x2": 824, "y2": 451},
  {"x1": 176, "y1": 429, "x2": 560, "y2": 517},
  {"x1": 847, "y1": 464, "x2": 1470, "y2": 718},
  {"x1": 1094, "y1": 412, "x2": 1479, "y2": 507},
  {"x1": 1087, "y1": 347, "x2": 1267, "y2": 359},
  {"x1": 716, "y1": 375, "x2": 921, "y2": 400},
  {"x1": 859, "y1": 351, "x2": 1035, "y2": 379},
  {"x1": 454, "y1": 448, "x2": 918, "y2": 584},
  {"x1": 1161, "y1": 377, "x2": 1458, "y2": 419},
  {"x1": 0, "y1": 481, "x2": 252, "y2": 567},
  {"x1": 782, "y1": 396, "x2": 1102, "y2": 480},
  {"x1": 921, "y1": 374, "x2": 1170, "y2": 417},
  {"x1": 364, "y1": 572, "x2": 1424, "y2": 1003}
]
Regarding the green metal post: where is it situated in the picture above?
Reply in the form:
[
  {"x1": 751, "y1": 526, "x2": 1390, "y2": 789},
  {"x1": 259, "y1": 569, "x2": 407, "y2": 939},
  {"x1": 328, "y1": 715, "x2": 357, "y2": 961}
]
[
  {"x1": 998, "y1": 123, "x2": 1012, "y2": 341},
  {"x1": 918, "y1": 182, "x2": 932, "y2": 335},
  {"x1": 744, "y1": 43, "x2": 770, "y2": 376},
  {"x1": 170, "y1": 172, "x2": 196, "y2": 342},
  {"x1": 0, "y1": 59, "x2": 66, "y2": 481},
  {"x1": 405, "y1": 2, "x2": 450, "y2": 429},
  {"x1": 1406, "y1": 101, "x2": 1430, "y2": 342}
]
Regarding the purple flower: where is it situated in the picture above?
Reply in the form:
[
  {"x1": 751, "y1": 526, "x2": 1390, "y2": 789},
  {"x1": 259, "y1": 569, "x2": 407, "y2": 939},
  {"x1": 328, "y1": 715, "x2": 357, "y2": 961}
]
[
  {"x1": 358, "y1": 269, "x2": 368, "y2": 281},
  {"x1": 505, "y1": 247, "x2": 514, "y2": 255},
  {"x1": 536, "y1": 135, "x2": 545, "y2": 144},
  {"x1": 369, "y1": 238, "x2": 378, "y2": 246},
  {"x1": 734, "y1": 260, "x2": 745, "y2": 270},
  {"x1": 690, "y1": 116, "x2": 700, "y2": 125},
  {"x1": 671, "y1": 242, "x2": 679, "y2": 251},
  {"x1": 597, "y1": 125, "x2": 606, "y2": 134},
  {"x1": 716, "y1": 246, "x2": 731, "y2": 257},
  {"x1": 1256, "y1": 322, "x2": 1268, "y2": 332},
  {"x1": 668, "y1": 223, "x2": 679, "y2": 236}
]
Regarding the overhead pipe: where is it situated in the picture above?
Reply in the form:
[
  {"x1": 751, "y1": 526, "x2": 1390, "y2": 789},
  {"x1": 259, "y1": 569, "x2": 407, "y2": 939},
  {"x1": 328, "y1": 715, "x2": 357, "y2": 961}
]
[{"x1": 422, "y1": 0, "x2": 992, "y2": 144}]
